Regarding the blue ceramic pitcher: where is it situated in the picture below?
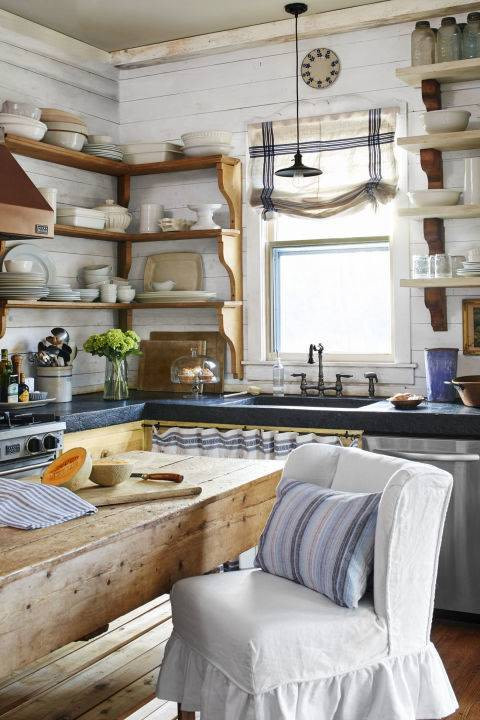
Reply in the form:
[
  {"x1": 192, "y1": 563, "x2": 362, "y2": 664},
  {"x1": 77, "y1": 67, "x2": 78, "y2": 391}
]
[{"x1": 425, "y1": 348, "x2": 458, "y2": 402}]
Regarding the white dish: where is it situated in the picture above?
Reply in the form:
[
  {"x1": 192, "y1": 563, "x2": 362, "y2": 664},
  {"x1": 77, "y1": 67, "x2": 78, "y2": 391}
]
[
  {"x1": 408, "y1": 190, "x2": 461, "y2": 207},
  {"x1": 181, "y1": 131, "x2": 232, "y2": 146},
  {"x1": 41, "y1": 108, "x2": 84, "y2": 124},
  {"x1": 152, "y1": 280, "x2": 175, "y2": 291},
  {"x1": 121, "y1": 142, "x2": 182, "y2": 153},
  {"x1": 123, "y1": 150, "x2": 183, "y2": 164},
  {"x1": 44, "y1": 130, "x2": 86, "y2": 151},
  {"x1": 2, "y1": 101, "x2": 41, "y2": 120},
  {"x1": 2, "y1": 245, "x2": 56, "y2": 284},
  {"x1": 82, "y1": 264, "x2": 112, "y2": 275},
  {"x1": 45, "y1": 121, "x2": 88, "y2": 134},
  {"x1": 4, "y1": 260, "x2": 33, "y2": 273},
  {"x1": 88, "y1": 134, "x2": 113, "y2": 144},
  {"x1": 57, "y1": 215, "x2": 105, "y2": 230},
  {"x1": 183, "y1": 144, "x2": 233, "y2": 157},
  {"x1": 0, "y1": 114, "x2": 47, "y2": 141},
  {"x1": 421, "y1": 109, "x2": 471, "y2": 134}
]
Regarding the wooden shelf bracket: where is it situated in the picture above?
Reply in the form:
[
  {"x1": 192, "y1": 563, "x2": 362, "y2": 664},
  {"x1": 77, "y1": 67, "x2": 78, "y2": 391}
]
[
  {"x1": 216, "y1": 304, "x2": 243, "y2": 379},
  {"x1": 217, "y1": 160, "x2": 242, "y2": 231},
  {"x1": 217, "y1": 233, "x2": 243, "y2": 300}
]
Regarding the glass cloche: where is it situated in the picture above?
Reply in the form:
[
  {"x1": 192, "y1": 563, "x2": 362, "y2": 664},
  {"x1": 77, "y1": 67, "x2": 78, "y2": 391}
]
[{"x1": 171, "y1": 347, "x2": 220, "y2": 397}]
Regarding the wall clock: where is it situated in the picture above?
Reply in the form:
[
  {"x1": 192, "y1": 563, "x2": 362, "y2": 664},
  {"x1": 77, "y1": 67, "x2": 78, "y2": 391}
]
[{"x1": 301, "y1": 48, "x2": 341, "y2": 89}]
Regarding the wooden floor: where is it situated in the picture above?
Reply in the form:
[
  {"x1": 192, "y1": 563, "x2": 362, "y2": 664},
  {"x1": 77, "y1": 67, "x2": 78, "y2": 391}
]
[{"x1": 0, "y1": 596, "x2": 478, "y2": 720}]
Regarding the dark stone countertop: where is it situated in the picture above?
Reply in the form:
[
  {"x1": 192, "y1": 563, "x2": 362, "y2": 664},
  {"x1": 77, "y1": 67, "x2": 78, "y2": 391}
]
[{"x1": 50, "y1": 391, "x2": 480, "y2": 438}]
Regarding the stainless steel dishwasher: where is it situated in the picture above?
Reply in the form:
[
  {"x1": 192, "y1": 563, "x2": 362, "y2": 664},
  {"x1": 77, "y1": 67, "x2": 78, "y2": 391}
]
[{"x1": 363, "y1": 435, "x2": 480, "y2": 615}]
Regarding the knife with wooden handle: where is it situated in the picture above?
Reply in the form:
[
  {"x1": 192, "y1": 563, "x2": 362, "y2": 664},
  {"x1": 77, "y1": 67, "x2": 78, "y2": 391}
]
[{"x1": 131, "y1": 472, "x2": 184, "y2": 483}]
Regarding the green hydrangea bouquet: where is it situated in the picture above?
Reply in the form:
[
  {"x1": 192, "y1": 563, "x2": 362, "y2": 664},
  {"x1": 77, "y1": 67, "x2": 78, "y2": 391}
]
[{"x1": 84, "y1": 329, "x2": 141, "y2": 400}]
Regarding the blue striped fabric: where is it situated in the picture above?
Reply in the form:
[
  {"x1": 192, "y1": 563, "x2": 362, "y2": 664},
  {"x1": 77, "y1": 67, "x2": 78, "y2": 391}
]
[
  {"x1": 255, "y1": 480, "x2": 380, "y2": 608},
  {"x1": 0, "y1": 477, "x2": 97, "y2": 530}
]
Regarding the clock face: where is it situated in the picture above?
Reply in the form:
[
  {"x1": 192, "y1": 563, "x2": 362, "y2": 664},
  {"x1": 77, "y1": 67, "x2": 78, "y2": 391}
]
[{"x1": 301, "y1": 48, "x2": 341, "y2": 89}]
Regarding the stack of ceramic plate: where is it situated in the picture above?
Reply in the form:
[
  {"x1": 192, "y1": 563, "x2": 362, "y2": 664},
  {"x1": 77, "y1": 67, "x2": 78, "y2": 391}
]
[
  {"x1": 83, "y1": 134, "x2": 123, "y2": 161},
  {"x1": 0, "y1": 272, "x2": 48, "y2": 300},
  {"x1": 136, "y1": 290, "x2": 216, "y2": 303},
  {"x1": 181, "y1": 131, "x2": 233, "y2": 157},
  {"x1": 457, "y1": 261, "x2": 480, "y2": 277},
  {"x1": 45, "y1": 284, "x2": 81, "y2": 301}
]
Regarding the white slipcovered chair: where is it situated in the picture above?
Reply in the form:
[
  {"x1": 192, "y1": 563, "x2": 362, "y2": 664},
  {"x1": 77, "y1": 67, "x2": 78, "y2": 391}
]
[{"x1": 157, "y1": 443, "x2": 458, "y2": 720}]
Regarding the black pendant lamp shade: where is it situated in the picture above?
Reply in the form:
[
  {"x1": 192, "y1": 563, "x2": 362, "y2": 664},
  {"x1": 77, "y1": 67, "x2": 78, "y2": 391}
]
[{"x1": 275, "y1": 3, "x2": 322, "y2": 179}]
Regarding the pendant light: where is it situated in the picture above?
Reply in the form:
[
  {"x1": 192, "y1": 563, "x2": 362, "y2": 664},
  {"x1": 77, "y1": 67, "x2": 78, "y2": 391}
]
[{"x1": 275, "y1": 3, "x2": 322, "y2": 182}]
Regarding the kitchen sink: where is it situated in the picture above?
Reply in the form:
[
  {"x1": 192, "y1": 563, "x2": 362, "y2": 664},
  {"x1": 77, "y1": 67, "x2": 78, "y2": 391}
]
[{"x1": 222, "y1": 395, "x2": 379, "y2": 409}]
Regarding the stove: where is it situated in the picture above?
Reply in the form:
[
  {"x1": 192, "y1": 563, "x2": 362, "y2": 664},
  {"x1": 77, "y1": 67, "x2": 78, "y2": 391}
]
[{"x1": 0, "y1": 411, "x2": 65, "y2": 478}]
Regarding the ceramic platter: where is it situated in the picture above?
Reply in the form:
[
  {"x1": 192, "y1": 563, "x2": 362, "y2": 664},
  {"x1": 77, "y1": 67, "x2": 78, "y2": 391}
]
[
  {"x1": 301, "y1": 48, "x2": 341, "y2": 89},
  {"x1": 3, "y1": 244, "x2": 57, "y2": 285},
  {"x1": 144, "y1": 252, "x2": 204, "y2": 291}
]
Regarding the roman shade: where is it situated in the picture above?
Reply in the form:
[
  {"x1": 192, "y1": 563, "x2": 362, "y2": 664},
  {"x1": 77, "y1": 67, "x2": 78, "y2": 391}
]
[{"x1": 248, "y1": 107, "x2": 398, "y2": 218}]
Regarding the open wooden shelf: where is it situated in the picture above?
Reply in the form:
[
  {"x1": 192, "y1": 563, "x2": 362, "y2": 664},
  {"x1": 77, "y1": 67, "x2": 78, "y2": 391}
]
[
  {"x1": 396, "y1": 57, "x2": 480, "y2": 86},
  {"x1": 3, "y1": 300, "x2": 244, "y2": 378},
  {"x1": 398, "y1": 205, "x2": 480, "y2": 220},
  {"x1": 397, "y1": 129, "x2": 480, "y2": 153},
  {"x1": 400, "y1": 278, "x2": 480, "y2": 288},
  {"x1": 5, "y1": 133, "x2": 244, "y2": 378}
]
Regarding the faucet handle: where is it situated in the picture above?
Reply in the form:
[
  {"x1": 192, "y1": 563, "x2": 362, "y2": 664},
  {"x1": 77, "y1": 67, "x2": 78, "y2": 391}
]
[
  {"x1": 336, "y1": 374, "x2": 353, "y2": 381},
  {"x1": 292, "y1": 372, "x2": 307, "y2": 396},
  {"x1": 291, "y1": 372, "x2": 306, "y2": 380},
  {"x1": 364, "y1": 372, "x2": 378, "y2": 381}
]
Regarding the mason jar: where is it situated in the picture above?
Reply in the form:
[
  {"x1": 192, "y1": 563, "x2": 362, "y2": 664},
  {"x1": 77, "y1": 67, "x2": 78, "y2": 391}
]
[
  {"x1": 436, "y1": 17, "x2": 461, "y2": 62},
  {"x1": 411, "y1": 20, "x2": 436, "y2": 65}
]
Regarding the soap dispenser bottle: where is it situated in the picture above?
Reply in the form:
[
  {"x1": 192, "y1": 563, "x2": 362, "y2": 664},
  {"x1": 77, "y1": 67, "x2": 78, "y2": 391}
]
[{"x1": 272, "y1": 352, "x2": 285, "y2": 397}]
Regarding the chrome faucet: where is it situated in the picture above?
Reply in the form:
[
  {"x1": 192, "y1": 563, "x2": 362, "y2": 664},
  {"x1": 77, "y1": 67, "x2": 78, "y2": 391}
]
[{"x1": 292, "y1": 343, "x2": 352, "y2": 397}]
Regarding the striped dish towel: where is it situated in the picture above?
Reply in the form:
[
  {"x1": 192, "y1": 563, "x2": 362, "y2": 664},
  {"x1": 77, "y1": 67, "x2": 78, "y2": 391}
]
[{"x1": 0, "y1": 477, "x2": 97, "y2": 530}]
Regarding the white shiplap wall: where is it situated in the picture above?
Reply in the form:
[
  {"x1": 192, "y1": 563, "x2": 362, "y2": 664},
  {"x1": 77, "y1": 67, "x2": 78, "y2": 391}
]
[
  {"x1": 0, "y1": 17, "x2": 120, "y2": 391},
  {"x1": 118, "y1": 14, "x2": 480, "y2": 394}
]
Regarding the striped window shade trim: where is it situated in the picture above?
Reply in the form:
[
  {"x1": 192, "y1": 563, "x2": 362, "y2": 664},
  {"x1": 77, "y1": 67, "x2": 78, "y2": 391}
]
[
  {"x1": 255, "y1": 480, "x2": 380, "y2": 608},
  {"x1": 247, "y1": 107, "x2": 398, "y2": 219}
]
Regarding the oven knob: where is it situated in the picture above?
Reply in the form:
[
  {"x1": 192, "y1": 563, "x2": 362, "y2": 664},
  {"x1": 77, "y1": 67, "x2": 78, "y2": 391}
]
[
  {"x1": 43, "y1": 434, "x2": 60, "y2": 451},
  {"x1": 27, "y1": 436, "x2": 42, "y2": 454}
]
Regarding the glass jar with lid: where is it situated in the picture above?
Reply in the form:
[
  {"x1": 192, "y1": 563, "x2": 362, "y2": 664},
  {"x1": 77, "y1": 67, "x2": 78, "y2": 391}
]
[
  {"x1": 171, "y1": 347, "x2": 220, "y2": 397},
  {"x1": 462, "y1": 12, "x2": 480, "y2": 59},
  {"x1": 411, "y1": 21, "x2": 436, "y2": 66},
  {"x1": 436, "y1": 17, "x2": 461, "y2": 62}
]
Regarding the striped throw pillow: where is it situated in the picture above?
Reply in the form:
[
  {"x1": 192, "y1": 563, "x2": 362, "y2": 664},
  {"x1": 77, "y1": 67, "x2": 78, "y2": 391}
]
[{"x1": 255, "y1": 480, "x2": 380, "y2": 608}]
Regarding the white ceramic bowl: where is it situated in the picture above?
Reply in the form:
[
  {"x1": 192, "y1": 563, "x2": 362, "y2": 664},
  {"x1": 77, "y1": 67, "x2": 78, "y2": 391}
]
[
  {"x1": 0, "y1": 114, "x2": 47, "y2": 140},
  {"x1": 183, "y1": 144, "x2": 233, "y2": 157},
  {"x1": 88, "y1": 134, "x2": 113, "y2": 144},
  {"x1": 86, "y1": 280, "x2": 110, "y2": 289},
  {"x1": 152, "y1": 280, "x2": 175, "y2": 291},
  {"x1": 82, "y1": 264, "x2": 112, "y2": 275},
  {"x1": 79, "y1": 289, "x2": 100, "y2": 302},
  {"x1": 421, "y1": 110, "x2": 471, "y2": 134},
  {"x1": 408, "y1": 189, "x2": 461, "y2": 207},
  {"x1": 44, "y1": 130, "x2": 86, "y2": 151},
  {"x1": 4, "y1": 259, "x2": 33, "y2": 273},
  {"x1": 2, "y1": 101, "x2": 41, "y2": 120},
  {"x1": 181, "y1": 131, "x2": 232, "y2": 146},
  {"x1": 121, "y1": 142, "x2": 182, "y2": 153},
  {"x1": 117, "y1": 289, "x2": 136, "y2": 302}
]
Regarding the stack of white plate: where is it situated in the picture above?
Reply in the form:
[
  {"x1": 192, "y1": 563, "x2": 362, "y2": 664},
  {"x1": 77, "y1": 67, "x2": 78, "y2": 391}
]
[
  {"x1": 136, "y1": 290, "x2": 216, "y2": 303},
  {"x1": 84, "y1": 134, "x2": 123, "y2": 161},
  {"x1": 457, "y1": 261, "x2": 480, "y2": 277},
  {"x1": 181, "y1": 131, "x2": 233, "y2": 157},
  {"x1": 0, "y1": 272, "x2": 48, "y2": 300},
  {"x1": 121, "y1": 142, "x2": 183, "y2": 164},
  {"x1": 45, "y1": 284, "x2": 81, "y2": 301}
]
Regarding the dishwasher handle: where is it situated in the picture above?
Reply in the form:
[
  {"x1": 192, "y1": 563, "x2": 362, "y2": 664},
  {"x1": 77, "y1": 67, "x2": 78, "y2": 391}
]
[{"x1": 372, "y1": 449, "x2": 480, "y2": 463}]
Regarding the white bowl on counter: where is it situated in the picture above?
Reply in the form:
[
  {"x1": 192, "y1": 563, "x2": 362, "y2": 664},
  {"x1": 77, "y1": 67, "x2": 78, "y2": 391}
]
[
  {"x1": 420, "y1": 109, "x2": 471, "y2": 134},
  {"x1": 0, "y1": 113, "x2": 47, "y2": 140},
  {"x1": 408, "y1": 189, "x2": 461, "y2": 207},
  {"x1": 4, "y1": 259, "x2": 33, "y2": 273},
  {"x1": 44, "y1": 130, "x2": 86, "y2": 151},
  {"x1": 1, "y1": 101, "x2": 41, "y2": 120},
  {"x1": 56, "y1": 206, "x2": 106, "y2": 229}
]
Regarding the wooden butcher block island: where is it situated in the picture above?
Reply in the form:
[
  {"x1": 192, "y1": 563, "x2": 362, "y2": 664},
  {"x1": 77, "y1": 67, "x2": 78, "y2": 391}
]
[{"x1": 0, "y1": 452, "x2": 283, "y2": 678}]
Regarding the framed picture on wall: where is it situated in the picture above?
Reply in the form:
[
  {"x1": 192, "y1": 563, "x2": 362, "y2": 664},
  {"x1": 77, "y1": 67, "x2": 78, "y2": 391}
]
[{"x1": 462, "y1": 299, "x2": 480, "y2": 354}]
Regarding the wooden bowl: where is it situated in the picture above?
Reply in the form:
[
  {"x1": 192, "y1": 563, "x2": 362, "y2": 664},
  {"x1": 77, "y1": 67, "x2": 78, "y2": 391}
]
[
  {"x1": 90, "y1": 459, "x2": 135, "y2": 487},
  {"x1": 388, "y1": 395, "x2": 425, "y2": 410}
]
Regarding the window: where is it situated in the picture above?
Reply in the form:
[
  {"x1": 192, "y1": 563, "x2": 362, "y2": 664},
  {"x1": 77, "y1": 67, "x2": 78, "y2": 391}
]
[{"x1": 267, "y1": 203, "x2": 394, "y2": 361}]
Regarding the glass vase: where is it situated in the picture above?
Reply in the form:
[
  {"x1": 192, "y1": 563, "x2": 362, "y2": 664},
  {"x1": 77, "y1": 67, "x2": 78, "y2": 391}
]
[{"x1": 104, "y1": 357, "x2": 129, "y2": 400}]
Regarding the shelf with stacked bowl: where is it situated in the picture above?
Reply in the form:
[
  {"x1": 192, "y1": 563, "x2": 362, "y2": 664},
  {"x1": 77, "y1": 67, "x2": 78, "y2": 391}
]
[
  {"x1": 3, "y1": 133, "x2": 244, "y2": 378},
  {"x1": 395, "y1": 52, "x2": 480, "y2": 332}
]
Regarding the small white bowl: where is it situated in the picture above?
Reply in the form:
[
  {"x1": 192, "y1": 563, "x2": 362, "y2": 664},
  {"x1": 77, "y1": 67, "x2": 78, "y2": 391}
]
[
  {"x1": 4, "y1": 259, "x2": 33, "y2": 273},
  {"x1": 421, "y1": 109, "x2": 471, "y2": 134},
  {"x1": 44, "y1": 130, "x2": 86, "y2": 151},
  {"x1": 408, "y1": 189, "x2": 461, "y2": 207},
  {"x1": 152, "y1": 280, "x2": 175, "y2": 291},
  {"x1": 117, "y1": 289, "x2": 136, "y2": 302},
  {"x1": 82, "y1": 264, "x2": 112, "y2": 275}
]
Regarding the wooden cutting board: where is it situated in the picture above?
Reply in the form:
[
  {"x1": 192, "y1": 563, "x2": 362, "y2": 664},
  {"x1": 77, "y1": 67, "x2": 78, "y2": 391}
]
[
  {"x1": 150, "y1": 331, "x2": 225, "y2": 393},
  {"x1": 76, "y1": 476, "x2": 201, "y2": 507},
  {"x1": 137, "y1": 339, "x2": 206, "y2": 391}
]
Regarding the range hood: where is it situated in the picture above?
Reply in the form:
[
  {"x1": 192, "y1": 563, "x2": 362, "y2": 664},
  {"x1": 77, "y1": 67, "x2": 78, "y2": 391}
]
[{"x1": 0, "y1": 129, "x2": 54, "y2": 238}]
